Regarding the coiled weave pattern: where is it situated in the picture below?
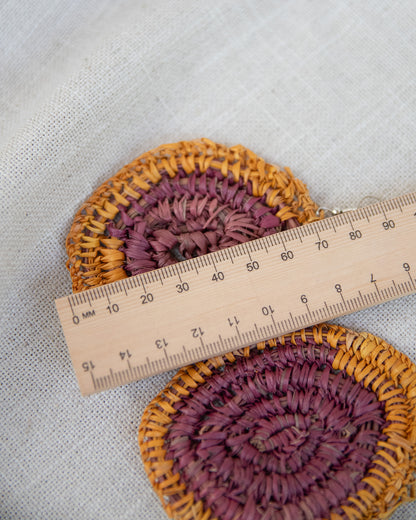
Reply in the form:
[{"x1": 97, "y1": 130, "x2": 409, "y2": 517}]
[
  {"x1": 66, "y1": 140, "x2": 416, "y2": 519},
  {"x1": 139, "y1": 325, "x2": 416, "y2": 520}
]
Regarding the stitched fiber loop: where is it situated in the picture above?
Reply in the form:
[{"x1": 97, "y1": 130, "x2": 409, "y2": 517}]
[{"x1": 139, "y1": 325, "x2": 416, "y2": 520}]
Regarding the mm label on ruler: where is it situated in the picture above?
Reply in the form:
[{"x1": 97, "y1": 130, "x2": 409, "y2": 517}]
[{"x1": 56, "y1": 192, "x2": 416, "y2": 396}]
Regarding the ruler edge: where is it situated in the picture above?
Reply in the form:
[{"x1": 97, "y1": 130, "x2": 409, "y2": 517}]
[
  {"x1": 55, "y1": 190, "x2": 416, "y2": 307},
  {"x1": 55, "y1": 191, "x2": 416, "y2": 395}
]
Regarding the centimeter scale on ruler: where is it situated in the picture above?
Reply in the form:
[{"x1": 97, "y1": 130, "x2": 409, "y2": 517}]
[{"x1": 56, "y1": 192, "x2": 416, "y2": 396}]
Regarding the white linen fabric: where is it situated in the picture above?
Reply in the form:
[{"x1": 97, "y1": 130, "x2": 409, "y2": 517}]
[{"x1": 1, "y1": 1, "x2": 415, "y2": 518}]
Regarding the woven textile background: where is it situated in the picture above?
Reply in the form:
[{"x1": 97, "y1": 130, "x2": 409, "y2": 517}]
[{"x1": 1, "y1": 1, "x2": 415, "y2": 518}]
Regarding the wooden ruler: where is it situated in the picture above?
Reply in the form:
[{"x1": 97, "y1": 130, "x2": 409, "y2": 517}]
[{"x1": 56, "y1": 192, "x2": 416, "y2": 396}]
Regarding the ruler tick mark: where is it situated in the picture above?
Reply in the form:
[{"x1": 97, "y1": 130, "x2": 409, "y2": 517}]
[
  {"x1": 345, "y1": 212, "x2": 355, "y2": 231},
  {"x1": 121, "y1": 279, "x2": 128, "y2": 296},
  {"x1": 246, "y1": 245, "x2": 253, "y2": 262},
  {"x1": 407, "y1": 272, "x2": 416, "y2": 290},
  {"x1": 175, "y1": 265, "x2": 183, "y2": 283},
  {"x1": 68, "y1": 297, "x2": 75, "y2": 316},
  {"x1": 270, "y1": 313, "x2": 278, "y2": 334},
  {"x1": 103, "y1": 286, "x2": 111, "y2": 304},
  {"x1": 254, "y1": 323, "x2": 260, "y2": 340}
]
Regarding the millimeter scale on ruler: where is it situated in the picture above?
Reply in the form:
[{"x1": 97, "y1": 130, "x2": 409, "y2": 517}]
[{"x1": 56, "y1": 192, "x2": 416, "y2": 396}]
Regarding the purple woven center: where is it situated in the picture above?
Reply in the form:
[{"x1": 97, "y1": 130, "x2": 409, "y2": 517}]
[
  {"x1": 165, "y1": 340, "x2": 388, "y2": 520},
  {"x1": 107, "y1": 168, "x2": 298, "y2": 275}
]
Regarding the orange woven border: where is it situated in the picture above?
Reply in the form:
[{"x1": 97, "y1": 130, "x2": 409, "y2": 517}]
[
  {"x1": 66, "y1": 138, "x2": 321, "y2": 293},
  {"x1": 139, "y1": 324, "x2": 416, "y2": 520}
]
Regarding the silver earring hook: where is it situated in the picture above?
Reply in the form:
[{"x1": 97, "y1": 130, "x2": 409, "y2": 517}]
[
  {"x1": 315, "y1": 206, "x2": 356, "y2": 217},
  {"x1": 316, "y1": 195, "x2": 383, "y2": 218}
]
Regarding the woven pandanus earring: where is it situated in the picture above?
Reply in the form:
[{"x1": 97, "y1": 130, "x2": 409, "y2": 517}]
[
  {"x1": 66, "y1": 139, "x2": 416, "y2": 520},
  {"x1": 66, "y1": 139, "x2": 319, "y2": 290}
]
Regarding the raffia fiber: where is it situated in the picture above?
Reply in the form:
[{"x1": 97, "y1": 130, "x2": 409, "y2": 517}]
[
  {"x1": 66, "y1": 138, "x2": 320, "y2": 292},
  {"x1": 65, "y1": 139, "x2": 416, "y2": 519},
  {"x1": 139, "y1": 325, "x2": 416, "y2": 520}
]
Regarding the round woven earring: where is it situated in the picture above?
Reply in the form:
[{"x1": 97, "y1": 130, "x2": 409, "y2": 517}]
[
  {"x1": 66, "y1": 139, "x2": 416, "y2": 520},
  {"x1": 139, "y1": 325, "x2": 416, "y2": 520}
]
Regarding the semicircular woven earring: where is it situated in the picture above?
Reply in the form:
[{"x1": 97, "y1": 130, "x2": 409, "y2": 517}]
[
  {"x1": 66, "y1": 138, "x2": 319, "y2": 291},
  {"x1": 66, "y1": 139, "x2": 416, "y2": 520}
]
